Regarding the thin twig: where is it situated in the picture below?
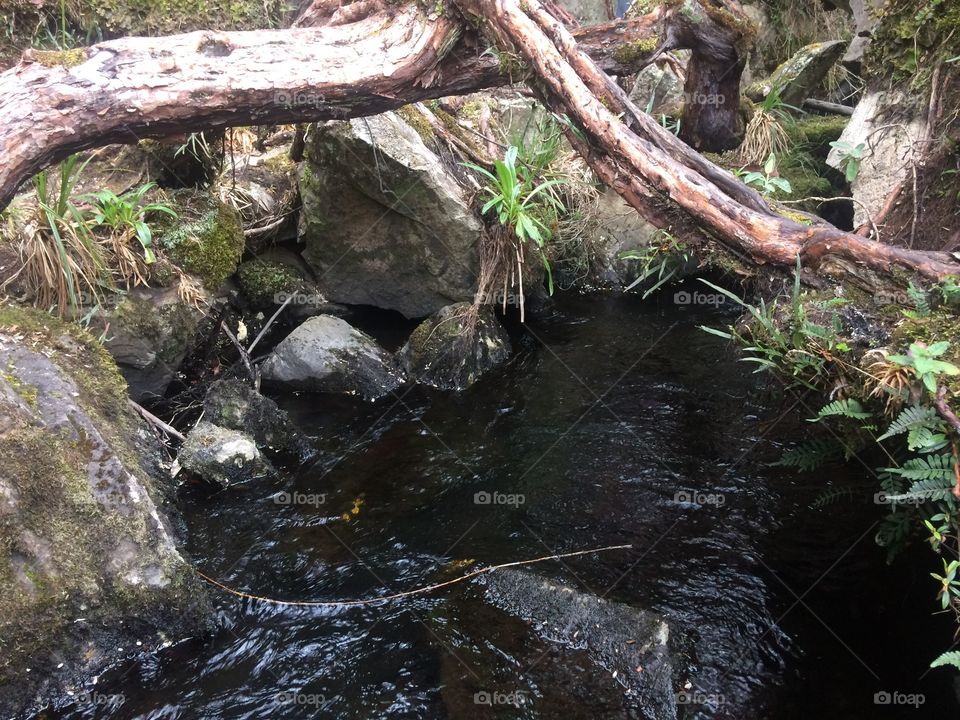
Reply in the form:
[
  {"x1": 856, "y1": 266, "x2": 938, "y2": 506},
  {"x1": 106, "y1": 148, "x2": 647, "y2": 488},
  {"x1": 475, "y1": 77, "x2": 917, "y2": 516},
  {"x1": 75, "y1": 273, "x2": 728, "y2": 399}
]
[
  {"x1": 195, "y1": 543, "x2": 633, "y2": 608},
  {"x1": 221, "y1": 320, "x2": 257, "y2": 387},
  {"x1": 128, "y1": 399, "x2": 186, "y2": 441},
  {"x1": 247, "y1": 293, "x2": 294, "y2": 355}
]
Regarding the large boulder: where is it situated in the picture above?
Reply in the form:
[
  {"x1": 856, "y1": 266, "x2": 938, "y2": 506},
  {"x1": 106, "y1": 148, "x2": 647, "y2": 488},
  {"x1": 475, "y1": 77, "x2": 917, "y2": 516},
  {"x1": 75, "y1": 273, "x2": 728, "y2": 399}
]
[
  {"x1": 177, "y1": 420, "x2": 273, "y2": 488},
  {"x1": 299, "y1": 113, "x2": 482, "y2": 318},
  {"x1": 261, "y1": 315, "x2": 405, "y2": 400},
  {"x1": 399, "y1": 303, "x2": 511, "y2": 391},
  {"x1": 826, "y1": 89, "x2": 927, "y2": 228},
  {"x1": 0, "y1": 305, "x2": 207, "y2": 717}
]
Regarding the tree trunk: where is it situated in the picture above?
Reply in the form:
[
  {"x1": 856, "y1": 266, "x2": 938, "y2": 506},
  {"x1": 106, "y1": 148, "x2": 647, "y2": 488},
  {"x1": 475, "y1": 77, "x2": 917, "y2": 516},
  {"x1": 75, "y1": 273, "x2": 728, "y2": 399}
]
[{"x1": 1, "y1": 0, "x2": 957, "y2": 282}]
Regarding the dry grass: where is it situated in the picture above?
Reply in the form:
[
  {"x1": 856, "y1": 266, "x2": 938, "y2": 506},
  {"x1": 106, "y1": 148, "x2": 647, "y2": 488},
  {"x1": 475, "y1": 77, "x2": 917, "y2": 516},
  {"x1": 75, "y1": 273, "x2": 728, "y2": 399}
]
[{"x1": 739, "y1": 109, "x2": 791, "y2": 166}]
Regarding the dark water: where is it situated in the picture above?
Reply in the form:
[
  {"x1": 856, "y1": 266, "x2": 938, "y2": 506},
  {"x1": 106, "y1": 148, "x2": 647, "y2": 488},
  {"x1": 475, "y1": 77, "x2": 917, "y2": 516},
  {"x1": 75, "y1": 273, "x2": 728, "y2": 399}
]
[{"x1": 50, "y1": 292, "x2": 957, "y2": 719}]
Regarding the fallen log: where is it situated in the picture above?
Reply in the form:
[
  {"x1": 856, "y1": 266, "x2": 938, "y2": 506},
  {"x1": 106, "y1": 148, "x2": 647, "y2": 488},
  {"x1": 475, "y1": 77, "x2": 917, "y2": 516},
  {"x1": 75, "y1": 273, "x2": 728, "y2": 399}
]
[{"x1": 0, "y1": 0, "x2": 957, "y2": 284}]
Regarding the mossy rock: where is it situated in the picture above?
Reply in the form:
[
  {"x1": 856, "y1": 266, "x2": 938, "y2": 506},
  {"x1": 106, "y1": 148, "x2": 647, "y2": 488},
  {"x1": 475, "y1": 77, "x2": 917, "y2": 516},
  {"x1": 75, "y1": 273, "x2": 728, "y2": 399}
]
[
  {"x1": 399, "y1": 303, "x2": 511, "y2": 391},
  {"x1": 785, "y1": 115, "x2": 849, "y2": 159},
  {"x1": 0, "y1": 304, "x2": 208, "y2": 715},
  {"x1": 156, "y1": 189, "x2": 244, "y2": 290},
  {"x1": 236, "y1": 259, "x2": 304, "y2": 308}
]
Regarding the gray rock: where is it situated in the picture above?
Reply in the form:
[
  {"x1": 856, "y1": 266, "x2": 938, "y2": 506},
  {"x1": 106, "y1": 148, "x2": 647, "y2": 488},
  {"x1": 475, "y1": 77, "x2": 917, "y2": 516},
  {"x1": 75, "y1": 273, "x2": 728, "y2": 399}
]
[
  {"x1": 826, "y1": 90, "x2": 927, "y2": 228},
  {"x1": 94, "y1": 286, "x2": 205, "y2": 402},
  {"x1": 629, "y1": 63, "x2": 684, "y2": 117},
  {"x1": 178, "y1": 420, "x2": 273, "y2": 488},
  {"x1": 579, "y1": 188, "x2": 693, "y2": 289},
  {"x1": 203, "y1": 378, "x2": 310, "y2": 458},
  {"x1": 261, "y1": 315, "x2": 404, "y2": 400},
  {"x1": 299, "y1": 113, "x2": 481, "y2": 318},
  {"x1": 480, "y1": 569, "x2": 677, "y2": 719},
  {"x1": 748, "y1": 40, "x2": 848, "y2": 106},
  {"x1": 0, "y1": 308, "x2": 207, "y2": 717},
  {"x1": 399, "y1": 303, "x2": 511, "y2": 391}
]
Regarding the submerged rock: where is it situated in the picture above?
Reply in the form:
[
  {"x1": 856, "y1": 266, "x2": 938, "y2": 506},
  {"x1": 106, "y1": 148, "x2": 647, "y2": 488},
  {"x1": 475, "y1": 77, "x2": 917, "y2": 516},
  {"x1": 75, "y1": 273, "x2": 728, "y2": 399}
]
[
  {"x1": 203, "y1": 378, "x2": 310, "y2": 458},
  {"x1": 479, "y1": 569, "x2": 677, "y2": 719},
  {"x1": 261, "y1": 315, "x2": 404, "y2": 400},
  {"x1": 178, "y1": 420, "x2": 273, "y2": 488},
  {"x1": 0, "y1": 306, "x2": 207, "y2": 717},
  {"x1": 399, "y1": 303, "x2": 511, "y2": 391},
  {"x1": 299, "y1": 112, "x2": 481, "y2": 318}
]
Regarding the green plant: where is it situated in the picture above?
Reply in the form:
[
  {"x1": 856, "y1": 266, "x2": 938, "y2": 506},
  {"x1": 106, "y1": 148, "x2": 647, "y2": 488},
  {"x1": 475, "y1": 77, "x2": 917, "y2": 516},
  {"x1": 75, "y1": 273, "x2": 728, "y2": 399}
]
[
  {"x1": 620, "y1": 230, "x2": 689, "y2": 298},
  {"x1": 736, "y1": 153, "x2": 793, "y2": 196},
  {"x1": 698, "y1": 259, "x2": 846, "y2": 388},
  {"x1": 464, "y1": 145, "x2": 568, "y2": 305},
  {"x1": 887, "y1": 341, "x2": 960, "y2": 393},
  {"x1": 828, "y1": 140, "x2": 866, "y2": 183},
  {"x1": 5, "y1": 155, "x2": 109, "y2": 316},
  {"x1": 84, "y1": 182, "x2": 176, "y2": 265}
]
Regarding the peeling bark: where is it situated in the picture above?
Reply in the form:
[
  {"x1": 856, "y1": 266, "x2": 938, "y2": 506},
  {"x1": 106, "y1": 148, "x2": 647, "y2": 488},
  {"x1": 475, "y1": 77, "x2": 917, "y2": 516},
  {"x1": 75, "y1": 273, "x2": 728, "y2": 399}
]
[{"x1": 0, "y1": 0, "x2": 957, "y2": 282}]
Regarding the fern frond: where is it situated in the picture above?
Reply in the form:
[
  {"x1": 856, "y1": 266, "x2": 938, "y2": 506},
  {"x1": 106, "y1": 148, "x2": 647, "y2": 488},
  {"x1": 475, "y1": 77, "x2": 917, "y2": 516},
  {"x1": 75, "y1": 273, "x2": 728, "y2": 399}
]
[
  {"x1": 772, "y1": 438, "x2": 839, "y2": 471},
  {"x1": 930, "y1": 651, "x2": 960, "y2": 671},
  {"x1": 808, "y1": 398, "x2": 871, "y2": 423},
  {"x1": 883, "y1": 453, "x2": 954, "y2": 481},
  {"x1": 877, "y1": 406, "x2": 940, "y2": 442}
]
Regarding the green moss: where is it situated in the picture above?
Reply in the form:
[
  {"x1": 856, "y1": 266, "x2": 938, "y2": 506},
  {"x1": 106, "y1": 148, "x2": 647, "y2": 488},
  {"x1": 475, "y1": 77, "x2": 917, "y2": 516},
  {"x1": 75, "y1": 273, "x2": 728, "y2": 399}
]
[
  {"x1": 30, "y1": 48, "x2": 87, "y2": 68},
  {"x1": 156, "y1": 190, "x2": 244, "y2": 289},
  {"x1": 865, "y1": 0, "x2": 960, "y2": 88},
  {"x1": 785, "y1": 114, "x2": 849, "y2": 157},
  {"x1": 396, "y1": 105, "x2": 435, "y2": 145},
  {"x1": 110, "y1": 294, "x2": 200, "y2": 370},
  {"x1": 90, "y1": 0, "x2": 290, "y2": 36},
  {"x1": 236, "y1": 260, "x2": 303, "y2": 307},
  {"x1": 613, "y1": 36, "x2": 659, "y2": 66}
]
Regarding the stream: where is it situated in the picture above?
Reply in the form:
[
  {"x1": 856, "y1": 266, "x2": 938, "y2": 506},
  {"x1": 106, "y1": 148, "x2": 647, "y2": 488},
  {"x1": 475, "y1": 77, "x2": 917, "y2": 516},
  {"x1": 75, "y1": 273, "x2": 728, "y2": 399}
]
[{"x1": 49, "y1": 291, "x2": 956, "y2": 719}]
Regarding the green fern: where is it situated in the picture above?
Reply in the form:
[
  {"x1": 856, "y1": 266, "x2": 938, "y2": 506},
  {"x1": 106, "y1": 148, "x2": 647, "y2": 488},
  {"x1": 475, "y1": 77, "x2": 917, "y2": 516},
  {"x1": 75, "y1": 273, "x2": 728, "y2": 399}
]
[
  {"x1": 883, "y1": 453, "x2": 954, "y2": 481},
  {"x1": 885, "y1": 476, "x2": 956, "y2": 503},
  {"x1": 931, "y1": 651, "x2": 960, "y2": 670},
  {"x1": 907, "y1": 425, "x2": 948, "y2": 452},
  {"x1": 772, "y1": 438, "x2": 839, "y2": 471},
  {"x1": 808, "y1": 398, "x2": 871, "y2": 422},
  {"x1": 903, "y1": 281, "x2": 931, "y2": 319},
  {"x1": 877, "y1": 405, "x2": 940, "y2": 442}
]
